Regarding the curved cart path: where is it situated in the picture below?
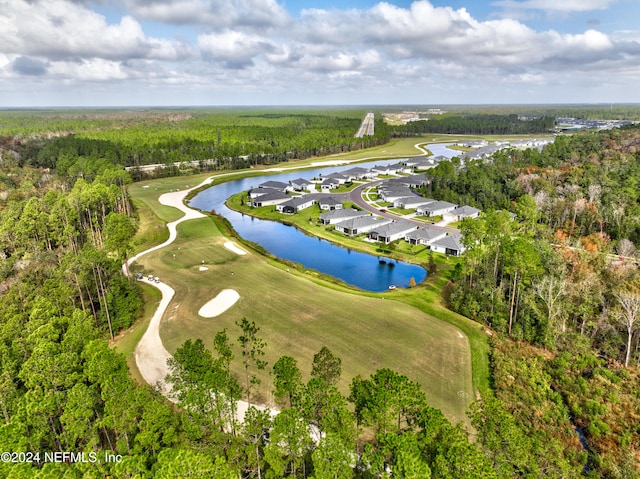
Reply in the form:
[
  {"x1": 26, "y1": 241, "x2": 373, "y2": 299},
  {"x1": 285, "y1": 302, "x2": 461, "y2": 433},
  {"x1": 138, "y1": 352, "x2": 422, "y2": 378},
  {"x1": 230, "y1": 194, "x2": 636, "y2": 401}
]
[
  {"x1": 125, "y1": 178, "x2": 211, "y2": 395},
  {"x1": 125, "y1": 177, "x2": 277, "y2": 421}
]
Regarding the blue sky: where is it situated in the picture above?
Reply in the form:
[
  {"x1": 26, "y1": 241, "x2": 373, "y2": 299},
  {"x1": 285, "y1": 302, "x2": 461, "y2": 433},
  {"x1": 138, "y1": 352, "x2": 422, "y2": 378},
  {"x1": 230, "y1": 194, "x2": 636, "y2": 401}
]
[{"x1": 1, "y1": 0, "x2": 639, "y2": 106}]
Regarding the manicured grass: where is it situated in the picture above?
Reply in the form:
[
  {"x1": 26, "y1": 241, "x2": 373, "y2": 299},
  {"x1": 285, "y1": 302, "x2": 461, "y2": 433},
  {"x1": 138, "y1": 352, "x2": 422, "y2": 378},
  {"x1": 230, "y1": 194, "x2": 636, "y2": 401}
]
[
  {"x1": 119, "y1": 140, "x2": 499, "y2": 429},
  {"x1": 129, "y1": 213, "x2": 473, "y2": 425},
  {"x1": 227, "y1": 194, "x2": 433, "y2": 267},
  {"x1": 113, "y1": 283, "x2": 163, "y2": 385}
]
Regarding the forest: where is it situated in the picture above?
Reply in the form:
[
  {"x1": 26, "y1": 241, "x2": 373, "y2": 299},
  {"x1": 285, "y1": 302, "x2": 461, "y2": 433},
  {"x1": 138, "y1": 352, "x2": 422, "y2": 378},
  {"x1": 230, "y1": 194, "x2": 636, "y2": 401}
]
[
  {"x1": 421, "y1": 127, "x2": 640, "y2": 476},
  {"x1": 389, "y1": 114, "x2": 554, "y2": 136},
  {"x1": 0, "y1": 108, "x2": 639, "y2": 477},
  {"x1": 1, "y1": 109, "x2": 390, "y2": 178}
]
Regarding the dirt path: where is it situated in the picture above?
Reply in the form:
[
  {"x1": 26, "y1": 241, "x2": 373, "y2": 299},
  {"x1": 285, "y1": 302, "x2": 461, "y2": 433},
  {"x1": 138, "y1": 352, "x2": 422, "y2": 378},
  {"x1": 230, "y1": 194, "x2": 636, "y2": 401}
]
[{"x1": 125, "y1": 177, "x2": 277, "y2": 420}]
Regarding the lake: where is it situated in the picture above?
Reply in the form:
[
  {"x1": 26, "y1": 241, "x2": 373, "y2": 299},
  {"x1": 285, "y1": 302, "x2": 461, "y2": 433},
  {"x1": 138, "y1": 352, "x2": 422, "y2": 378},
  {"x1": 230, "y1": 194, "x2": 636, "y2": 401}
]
[{"x1": 189, "y1": 146, "x2": 458, "y2": 291}]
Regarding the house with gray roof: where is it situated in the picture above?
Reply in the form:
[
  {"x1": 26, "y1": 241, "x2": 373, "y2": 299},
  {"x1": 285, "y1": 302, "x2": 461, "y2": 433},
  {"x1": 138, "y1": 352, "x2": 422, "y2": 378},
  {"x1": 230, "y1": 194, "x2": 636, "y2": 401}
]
[
  {"x1": 405, "y1": 226, "x2": 447, "y2": 245},
  {"x1": 403, "y1": 156, "x2": 428, "y2": 167},
  {"x1": 248, "y1": 188, "x2": 269, "y2": 199},
  {"x1": 378, "y1": 187, "x2": 414, "y2": 202},
  {"x1": 416, "y1": 200, "x2": 458, "y2": 217},
  {"x1": 325, "y1": 172, "x2": 351, "y2": 184},
  {"x1": 385, "y1": 174, "x2": 429, "y2": 188},
  {"x1": 394, "y1": 196, "x2": 435, "y2": 210},
  {"x1": 258, "y1": 180, "x2": 289, "y2": 192},
  {"x1": 342, "y1": 167, "x2": 374, "y2": 180},
  {"x1": 446, "y1": 205, "x2": 481, "y2": 221},
  {"x1": 431, "y1": 233, "x2": 466, "y2": 256},
  {"x1": 320, "y1": 177, "x2": 341, "y2": 191},
  {"x1": 409, "y1": 158, "x2": 436, "y2": 170},
  {"x1": 334, "y1": 216, "x2": 392, "y2": 236},
  {"x1": 288, "y1": 178, "x2": 313, "y2": 192},
  {"x1": 276, "y1": 196, "x2": 316, "y2": 214},
  {"x1": 318, "y1": 197, "x2": 343, "y2": 211},
  {"x1": 251, "y1": 191, "x2": 290, "y2": 207},
  {"x1": 368, "y1": 220, "x2": 418, "y2": 244},
  {"x1": 319, "y1": 208, "x2": 368, "y2": 225}
]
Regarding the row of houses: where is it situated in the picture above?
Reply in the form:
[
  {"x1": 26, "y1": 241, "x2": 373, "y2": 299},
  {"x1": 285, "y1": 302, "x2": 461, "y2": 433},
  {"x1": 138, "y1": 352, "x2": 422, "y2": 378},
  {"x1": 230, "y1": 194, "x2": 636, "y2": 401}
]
[
  {"x1": 319, "y1": 207, "x2": 467, "y2": 255},
  {"x1": 377, "y1": 177, "x2": 481, "y2": 220}
]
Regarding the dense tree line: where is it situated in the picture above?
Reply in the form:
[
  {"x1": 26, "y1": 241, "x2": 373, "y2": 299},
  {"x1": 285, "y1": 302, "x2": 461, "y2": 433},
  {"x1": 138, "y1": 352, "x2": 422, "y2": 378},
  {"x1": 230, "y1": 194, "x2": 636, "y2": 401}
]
[
  {"x1": 3, "y1": 111, "x2": 390, "y2": 179},
  {"x1": 390, "y1": 114, "x2": 554, "y2": 136},
  {"x1": 441, "y1": 127, "x2": 640, "y2": 476}
]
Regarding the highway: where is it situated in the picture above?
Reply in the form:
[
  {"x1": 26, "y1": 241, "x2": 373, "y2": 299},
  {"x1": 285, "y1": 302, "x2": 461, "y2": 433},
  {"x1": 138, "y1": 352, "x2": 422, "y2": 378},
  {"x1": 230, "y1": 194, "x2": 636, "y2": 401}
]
[{"x1": 355, "y1": 112, "x2": 375, "y2": 137}]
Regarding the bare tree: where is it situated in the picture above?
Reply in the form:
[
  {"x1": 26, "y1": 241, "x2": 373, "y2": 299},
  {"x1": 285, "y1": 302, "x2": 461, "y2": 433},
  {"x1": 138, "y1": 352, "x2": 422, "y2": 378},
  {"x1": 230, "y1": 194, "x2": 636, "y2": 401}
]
[
  {"x1": 613, "y1": 290, "x2": 640, "y2": 368},
  {"x1": 616, "y1": 238, "x2": 636, "y2": 258},
  {"x1": 533, "y1": 275, "x2": 567, "y2": 336}
]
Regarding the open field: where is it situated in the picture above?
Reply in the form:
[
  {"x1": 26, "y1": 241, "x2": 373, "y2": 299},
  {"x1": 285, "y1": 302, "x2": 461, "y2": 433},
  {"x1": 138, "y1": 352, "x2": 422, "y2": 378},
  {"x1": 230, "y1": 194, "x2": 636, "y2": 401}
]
[
  {"x1": 126, "y1": 212, "x2": 473, "y2": 424},
  {"x1": 118, "y1": 139, "x2": 496, "y2": 428}
]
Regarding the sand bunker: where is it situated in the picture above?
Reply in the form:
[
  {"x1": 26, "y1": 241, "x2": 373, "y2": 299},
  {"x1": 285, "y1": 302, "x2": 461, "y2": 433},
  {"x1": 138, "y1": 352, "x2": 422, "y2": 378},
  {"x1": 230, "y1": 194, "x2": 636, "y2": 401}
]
[
  {"x1": 199, "y1": 266, "x2": 209, "y2": 271},
  {"x1": 198, "y1": 289, "x2": 240, "y2": 318},
  {"x1": 224, "y1": 241, "x2": 247, "y2": 255}
]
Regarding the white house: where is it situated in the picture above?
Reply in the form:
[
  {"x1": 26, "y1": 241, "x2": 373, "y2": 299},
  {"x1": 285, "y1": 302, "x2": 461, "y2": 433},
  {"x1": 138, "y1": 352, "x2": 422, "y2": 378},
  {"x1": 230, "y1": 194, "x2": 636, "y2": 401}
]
[
  {"x1": 251, "y1": 191, "x2": 290, "y2": 207},
  {"x1": 368, "y1": 221, "x2": 417, "y2": 244},
  {"x1": 445, "y1": 205, "x2": 481, "y2": 221},
  {"x1": 318, "y1": 197, "x2": 343, "y2": 211},
  {"x1": 334, "y1": 216, "x2": 392, "y2": 236},
  {"x1": 405, "y1": 226, "x2": 447, "y2": 246},
  {"x1": 320, "y1": 177, "x2": 341, "y2": 191},
  {"x1": 431, "y1": 233, "x2": 466, "y2": 256},
  {"x1": 394, "y1": 196, "x2": 435, "y2": 210},
  {"x1": 288, "y1": 178, "x2": 313, "y2": 192},
  {"x1": 276, "y1": 196, "x2": 316, "y2": 214},
  {"x1": 417, "y1": 200, "x2": 458, "y2": 217},
  {"x1": 320, "y1": 208, "x2": 368, "y2": 225}
]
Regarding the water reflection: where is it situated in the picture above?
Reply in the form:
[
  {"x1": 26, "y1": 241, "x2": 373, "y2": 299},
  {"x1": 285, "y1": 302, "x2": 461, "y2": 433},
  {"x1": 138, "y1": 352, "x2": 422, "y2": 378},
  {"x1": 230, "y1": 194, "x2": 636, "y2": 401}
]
[{"x1": 190, "y1": 150, "x2": 457, "y2": 291}]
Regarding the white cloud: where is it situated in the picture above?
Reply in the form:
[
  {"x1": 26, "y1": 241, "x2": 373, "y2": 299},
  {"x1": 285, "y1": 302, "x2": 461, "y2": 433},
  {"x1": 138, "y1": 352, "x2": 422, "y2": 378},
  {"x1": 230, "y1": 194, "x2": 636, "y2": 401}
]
[
  {"x1": 492, "y1": 0, "x2": 616, "y2": 13},
  {"x1": 198, "y1": 30, "x2": 285, "y2": 68},
  {"x1": 0, "y1": 0, "x2": 193, "y2": 61},
  {"x1": 125, "y1": 0, "x2": 290, "y2": 30},
  {"x1": 0, "y1": 0, "x2": 639, "y2": 105}
]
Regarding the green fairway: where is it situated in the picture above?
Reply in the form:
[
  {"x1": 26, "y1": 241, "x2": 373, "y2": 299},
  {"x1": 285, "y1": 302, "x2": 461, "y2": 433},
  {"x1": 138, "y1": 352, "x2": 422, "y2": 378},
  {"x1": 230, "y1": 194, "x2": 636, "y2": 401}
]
[
  {"x1": 118, "y1": 140, "x2": 496, "y2": 429},
  {"x1": 130, "y1": 214, "x2": 473, "y2": 425}
]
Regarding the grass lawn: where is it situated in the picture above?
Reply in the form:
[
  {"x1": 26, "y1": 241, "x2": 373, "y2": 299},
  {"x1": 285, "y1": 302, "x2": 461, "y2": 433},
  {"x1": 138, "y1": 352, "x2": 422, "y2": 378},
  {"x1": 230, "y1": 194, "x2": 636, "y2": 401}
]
[
  {"x1": 116, "y1": 141, "x2": 496, "y2": 429},
  {"x1": 112, "y1": 283, "x2": 162, "y2": 384},
  {"x1": 128, "y1": 212, "x2": 474, "y2": 426}
]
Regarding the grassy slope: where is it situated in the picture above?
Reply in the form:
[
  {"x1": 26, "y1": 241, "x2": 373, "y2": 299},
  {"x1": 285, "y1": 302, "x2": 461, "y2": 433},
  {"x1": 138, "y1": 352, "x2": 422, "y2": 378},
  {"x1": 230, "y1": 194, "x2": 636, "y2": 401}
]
[{"x1": 117, "y1": 137, "x2": 494, "y2": 427}]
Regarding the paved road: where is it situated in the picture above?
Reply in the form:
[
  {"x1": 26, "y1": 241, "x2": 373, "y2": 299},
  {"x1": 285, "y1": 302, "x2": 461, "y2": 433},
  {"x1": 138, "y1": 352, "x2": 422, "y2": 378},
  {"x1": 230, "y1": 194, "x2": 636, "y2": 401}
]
[
  {"x1": 347, "y1": 182, "x2": 458, "y2": 233},
  {"x1": 355, "y1": 112, "x2": 375, "y2": 137}
]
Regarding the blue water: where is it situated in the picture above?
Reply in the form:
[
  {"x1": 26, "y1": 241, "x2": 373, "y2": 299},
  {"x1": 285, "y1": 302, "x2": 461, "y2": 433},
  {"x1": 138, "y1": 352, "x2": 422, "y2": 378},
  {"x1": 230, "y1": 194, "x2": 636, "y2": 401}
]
[{"x1": 190, "y1": 148, "x2": 457, "y2": 291}]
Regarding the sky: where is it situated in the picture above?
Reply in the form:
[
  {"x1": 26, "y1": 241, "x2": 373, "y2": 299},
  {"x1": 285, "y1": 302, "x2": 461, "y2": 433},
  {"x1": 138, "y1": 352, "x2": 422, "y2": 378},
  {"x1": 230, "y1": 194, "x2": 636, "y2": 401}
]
[{"x1": 1, "y1": 0, "x2": 639, "y2": 107}]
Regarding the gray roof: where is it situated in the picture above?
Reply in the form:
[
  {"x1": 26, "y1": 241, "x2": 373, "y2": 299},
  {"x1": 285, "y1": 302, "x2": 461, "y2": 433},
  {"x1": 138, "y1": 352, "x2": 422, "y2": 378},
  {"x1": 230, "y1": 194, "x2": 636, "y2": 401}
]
[
  {"x1": 370, "y1": 220, "x2": 417, "y2": 236},
  {"x1": 319, "y1": 197, "x2": 342, "y2": 206},
  {"x1": 450, "y1": 205, "x2": 481, "y2": 216},
  {"x1": 335, "y1": 216, "x2": 391, "y2": 231},
  {"x1": 406, "y1": 226, "x2": 447, "y2": 242},
  {"x1": 399, "y1": 196, "x2": 435, "y2": 207},
  {"x1": 321, "y1": 177, "x2": 341, "y2": 185},
  {"x1": 342, "y1": 167, "x2": 369, "y2": 176},
  {"x1": 289, "y1": 178, "x2": 311, "y2": 186},
  {"x1": 385, "y1": 174, "x2": 429, "y2": 187},
  {"x1": 432, "y1": 233, "x2": 465, "y2": 251},
  {"x1": 320, "y1": 208, "x2": 367, "y2": 222},
  {"x1": 252, "y1": 191, "x2": 289, "y2": 203},
  {"x1": 419, "y1": 200, "x2": 457, "y2": 212},
  {"x1": 281, "y1": 196, "x2": 315, "y2": 208},
  {"x1": 259, "y1": 180, "x2": 289, "y2": 190}
]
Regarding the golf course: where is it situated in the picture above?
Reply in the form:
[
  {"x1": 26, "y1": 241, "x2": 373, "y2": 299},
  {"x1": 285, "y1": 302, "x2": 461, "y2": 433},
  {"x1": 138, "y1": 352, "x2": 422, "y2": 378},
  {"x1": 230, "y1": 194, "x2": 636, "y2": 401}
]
[{"x1": 118, "y1": 140, "x2": 492, "y2": 429}]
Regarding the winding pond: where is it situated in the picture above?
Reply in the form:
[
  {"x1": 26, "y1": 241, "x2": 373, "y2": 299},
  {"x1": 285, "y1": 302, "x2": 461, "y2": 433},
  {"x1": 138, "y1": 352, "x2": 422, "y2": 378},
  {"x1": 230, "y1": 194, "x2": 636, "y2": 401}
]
[{"x1": 189, "y1": 146, "x2": 458, "y2": 292}]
